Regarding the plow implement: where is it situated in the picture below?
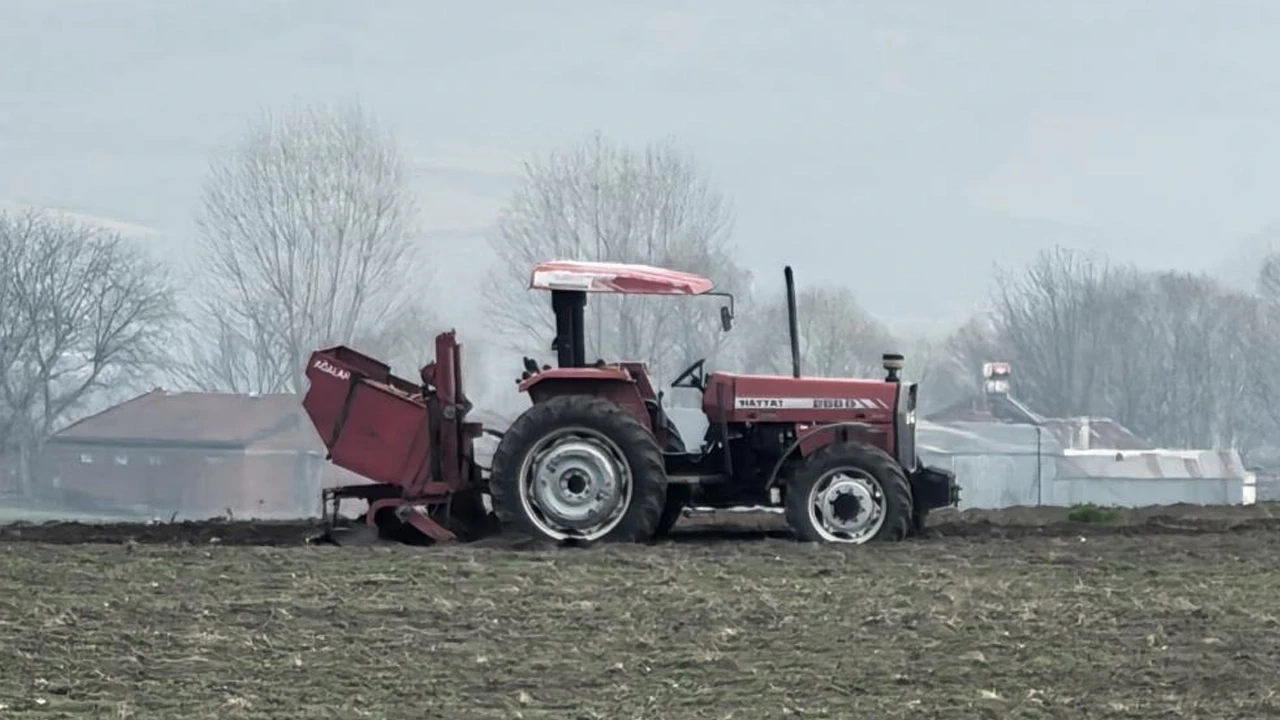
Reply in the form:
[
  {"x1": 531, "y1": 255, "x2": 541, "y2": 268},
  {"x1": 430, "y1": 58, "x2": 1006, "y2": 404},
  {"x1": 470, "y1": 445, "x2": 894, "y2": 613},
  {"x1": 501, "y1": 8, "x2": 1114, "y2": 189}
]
[
  {"x1": 303, "y1": 333, "x2": 498, "y2": 546},
  {"x1": 308, "y1": 485, "x2": 498, "y2": 546}
]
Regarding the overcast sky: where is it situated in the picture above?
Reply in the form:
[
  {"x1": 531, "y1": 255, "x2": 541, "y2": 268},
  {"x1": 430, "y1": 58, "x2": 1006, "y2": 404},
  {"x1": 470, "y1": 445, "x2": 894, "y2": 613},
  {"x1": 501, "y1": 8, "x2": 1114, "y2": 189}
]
[{"x1": 3, "y1": 0, "x2": 1279, "y2": 340}]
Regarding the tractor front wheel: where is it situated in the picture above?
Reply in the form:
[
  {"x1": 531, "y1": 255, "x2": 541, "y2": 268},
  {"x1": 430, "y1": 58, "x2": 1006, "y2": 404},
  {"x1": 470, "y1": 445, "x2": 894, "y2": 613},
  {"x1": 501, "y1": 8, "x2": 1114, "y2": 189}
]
[
  {"x1": 784, "y1": 441, "x2": 913, "y2": 544},
  {"x1": 490, "y1": 394, "x2": 668, "y2": 544}
]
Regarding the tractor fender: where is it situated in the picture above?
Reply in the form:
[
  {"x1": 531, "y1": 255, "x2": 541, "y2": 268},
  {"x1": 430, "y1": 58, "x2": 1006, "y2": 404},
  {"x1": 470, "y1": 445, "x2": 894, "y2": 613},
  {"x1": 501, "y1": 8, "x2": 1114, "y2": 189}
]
[
  {"x1": 762, "y1": 421, "x2": 887, "y2": 494},
  {"x1": 517, "y1": 368, "x2": 652, "y2": 430}
]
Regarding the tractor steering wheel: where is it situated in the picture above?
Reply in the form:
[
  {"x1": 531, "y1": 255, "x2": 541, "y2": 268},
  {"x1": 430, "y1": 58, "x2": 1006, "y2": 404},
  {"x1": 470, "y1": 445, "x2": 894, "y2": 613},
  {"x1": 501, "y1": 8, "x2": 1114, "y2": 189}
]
[{"x1": 671, "y1": 358, "x2": 707, "y2": 390}]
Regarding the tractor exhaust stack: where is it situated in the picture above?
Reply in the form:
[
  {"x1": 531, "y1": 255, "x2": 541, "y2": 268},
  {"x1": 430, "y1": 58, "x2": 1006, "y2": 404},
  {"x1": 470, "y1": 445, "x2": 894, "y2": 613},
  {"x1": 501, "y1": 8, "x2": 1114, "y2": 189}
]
[{"x1": 784, "y1": 266, "x2": 801, "y2": 378}]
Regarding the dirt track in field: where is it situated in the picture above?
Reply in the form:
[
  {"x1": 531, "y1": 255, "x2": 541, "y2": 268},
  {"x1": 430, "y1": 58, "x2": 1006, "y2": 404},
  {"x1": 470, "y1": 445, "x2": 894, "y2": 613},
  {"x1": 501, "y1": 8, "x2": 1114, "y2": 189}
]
[
  {"x1": 1, "y1": 502, "x2": 1278, "y2": 546},
  {"x1": 2, "y1": 505, "x2": 1280, "y2": 718}
]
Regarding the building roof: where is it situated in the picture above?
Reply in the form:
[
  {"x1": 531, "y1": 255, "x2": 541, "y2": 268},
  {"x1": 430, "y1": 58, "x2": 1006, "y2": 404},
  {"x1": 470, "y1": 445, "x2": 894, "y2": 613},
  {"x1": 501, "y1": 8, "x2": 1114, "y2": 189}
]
[
  {"x1": 52, "y1": 390, "x2": 318, "y2": 449},
  {"x1": 1040, "y1": 417, "x2": 1150, "y2": 451},
  {"x1": 925, "y1": 396, "x2": 1151, "y2": 451}
]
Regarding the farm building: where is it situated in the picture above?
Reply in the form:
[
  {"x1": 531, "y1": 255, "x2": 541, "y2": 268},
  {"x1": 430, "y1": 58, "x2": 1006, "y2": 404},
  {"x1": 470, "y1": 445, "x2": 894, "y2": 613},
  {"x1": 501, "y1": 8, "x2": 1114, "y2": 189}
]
[
  {"x1": 916, "y1": 420, "x2": 1256, "y2": 509},
  {"x1": 15, "y1": 389, "x2": 369, "y2": 521},
  {"x1": 920, "y1": 363, "x2": 1258, "y2": 508}
]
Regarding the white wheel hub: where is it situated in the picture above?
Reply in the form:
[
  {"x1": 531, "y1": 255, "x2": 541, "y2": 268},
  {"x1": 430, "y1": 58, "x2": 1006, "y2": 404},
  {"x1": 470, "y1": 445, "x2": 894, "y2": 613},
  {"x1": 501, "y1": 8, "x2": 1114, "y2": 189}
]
[
  {"x1": 807, "y1": 468, "x2": 887, "y2": 544},
  {"x1": 518, "y1": 427, "x2": 633, "y2": 541}
]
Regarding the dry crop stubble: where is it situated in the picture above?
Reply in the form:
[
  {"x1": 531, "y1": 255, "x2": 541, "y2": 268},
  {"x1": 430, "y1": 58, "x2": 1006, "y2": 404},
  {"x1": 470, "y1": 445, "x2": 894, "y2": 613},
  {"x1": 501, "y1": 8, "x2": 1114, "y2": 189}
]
[{"x1": 0, "y1": 524, "x2": 1279, "y2": 718}]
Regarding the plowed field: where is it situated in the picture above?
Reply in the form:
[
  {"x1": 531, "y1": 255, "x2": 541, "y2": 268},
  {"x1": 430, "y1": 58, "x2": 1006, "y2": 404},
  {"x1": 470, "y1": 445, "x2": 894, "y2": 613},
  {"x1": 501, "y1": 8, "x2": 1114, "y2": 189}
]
[{"x1": 2, "y1": 505, "x2": 1279, "y2": 719}]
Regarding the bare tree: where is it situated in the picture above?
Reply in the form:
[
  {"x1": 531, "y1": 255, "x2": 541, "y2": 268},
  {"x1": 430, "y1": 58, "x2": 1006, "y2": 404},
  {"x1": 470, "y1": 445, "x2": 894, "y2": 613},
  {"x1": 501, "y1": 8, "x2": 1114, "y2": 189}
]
[
  {"x1": 176, "y1": 103, "x2": 433, "y2": 394},
  {"x1": 985, "y1": 246, "x2": 1130, "y2": 418},
  {"x1": 1085, "y1": 270, "x2": 1169, "y2": 437},
  {"x1": 898, "y1": 329, "x2": 983, "y2": 414},
  {"x1": 1115, "y1": 271, "x2": 1251, "y2": 448},
  {"x1": 1248, "y1": 254, "x2": 1280, "y2": 445},
  {"x1": 1200, "y1": 285, "x2": 1263, "y2": 452},
  {"x1": 0, "y1": 209, "x2": 174, "y2": 492},
  {"x1": 1260, "y1": 253, "x2": 1280, "y2": 304},
  {"x1": 740, "y1": 284, "x2": 897, "y2": 378},
  {"x1": 937, "y1": 315, "x2": 1004, "y2": 390},
  {"x1": 956, "y1": 245, "x2": 1266, "y2": 452},
  {"x1": 484, "y1": 133, "x2": 750, "y2": 392}
]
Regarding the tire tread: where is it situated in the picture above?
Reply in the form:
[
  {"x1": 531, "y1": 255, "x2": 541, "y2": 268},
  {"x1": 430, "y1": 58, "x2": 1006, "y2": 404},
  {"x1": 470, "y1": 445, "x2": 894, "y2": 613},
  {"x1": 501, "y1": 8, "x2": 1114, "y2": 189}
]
[
  {"x1": 783, "y1": 441, "x2": 913, "y2": 543},
  {"x1": 489, "y1": 394, "x2": 667, "y2": 543}
]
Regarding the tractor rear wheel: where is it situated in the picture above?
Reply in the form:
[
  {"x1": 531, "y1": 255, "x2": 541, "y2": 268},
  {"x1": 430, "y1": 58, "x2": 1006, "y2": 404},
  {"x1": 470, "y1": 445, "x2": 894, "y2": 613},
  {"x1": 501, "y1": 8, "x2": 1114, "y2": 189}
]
[
  {"x1": 490, "y1": 394, "x2": 668, "y2": 544},
  {"x1": 652, "y1": 414, "x2": 688, "y2": 539},
  {"x1": 654, "y1": 486, "x2": 688, "y2": 538},
  {"x1": 783, "y1": 441, "x2": 912, "y2": 544}
]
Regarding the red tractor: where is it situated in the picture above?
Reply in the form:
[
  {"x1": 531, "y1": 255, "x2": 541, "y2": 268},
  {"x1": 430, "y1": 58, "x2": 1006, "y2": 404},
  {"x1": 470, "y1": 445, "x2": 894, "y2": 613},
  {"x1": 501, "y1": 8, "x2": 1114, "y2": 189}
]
[{"x1": 302, "y1": 260, "x2": 958, "y2": 546}]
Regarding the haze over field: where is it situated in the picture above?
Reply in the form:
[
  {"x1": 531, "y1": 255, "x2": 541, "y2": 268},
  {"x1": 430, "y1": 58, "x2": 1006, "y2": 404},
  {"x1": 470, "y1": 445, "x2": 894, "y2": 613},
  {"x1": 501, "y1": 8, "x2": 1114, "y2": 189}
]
[
  {"x1": 5, "y1": 0, "x2": 1280, "y2": 339},
  {"x1": 8, "y1": 10, "x2": 1280, "y2": 715}
]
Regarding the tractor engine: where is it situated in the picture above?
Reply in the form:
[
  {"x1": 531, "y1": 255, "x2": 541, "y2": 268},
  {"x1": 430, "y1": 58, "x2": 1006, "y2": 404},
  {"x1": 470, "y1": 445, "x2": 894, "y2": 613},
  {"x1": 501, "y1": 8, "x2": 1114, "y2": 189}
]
[{"x1": 703, "y1": 366, "x2": 916, "y2": 472}]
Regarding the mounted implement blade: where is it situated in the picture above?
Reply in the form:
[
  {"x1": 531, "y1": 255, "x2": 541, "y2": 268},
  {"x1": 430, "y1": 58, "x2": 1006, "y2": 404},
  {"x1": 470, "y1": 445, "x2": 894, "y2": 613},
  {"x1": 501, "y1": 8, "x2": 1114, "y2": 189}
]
[{"x1": 301, "y1": 331, "x2": 497, "y2": 546}]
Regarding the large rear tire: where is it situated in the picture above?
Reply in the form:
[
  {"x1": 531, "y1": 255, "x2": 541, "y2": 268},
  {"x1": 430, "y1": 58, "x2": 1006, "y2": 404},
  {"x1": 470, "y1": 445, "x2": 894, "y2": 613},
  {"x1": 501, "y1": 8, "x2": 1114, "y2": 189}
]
[
  {"x1": 652, "y1": 413, "x2": 688, "y2": 539},
  {"x1": 490, "y1": 394, "x2": 668, "y2": 544},
  {"x1": 783, "y1": 441, "x2": 912, "y2": 544}
]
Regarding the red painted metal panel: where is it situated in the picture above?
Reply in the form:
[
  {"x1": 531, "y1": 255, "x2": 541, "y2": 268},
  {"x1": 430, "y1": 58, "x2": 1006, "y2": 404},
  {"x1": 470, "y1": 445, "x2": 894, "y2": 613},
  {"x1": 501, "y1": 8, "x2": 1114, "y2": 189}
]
[
  {"x1": 702, "y1": 372, "x2": 898, "y2": 456},
  {"x1": 528, "y1": 260, "x2": 716, "y2": 295},
  {"x1": 303, "y1": 347, "x2": 432, "y2": 493}
]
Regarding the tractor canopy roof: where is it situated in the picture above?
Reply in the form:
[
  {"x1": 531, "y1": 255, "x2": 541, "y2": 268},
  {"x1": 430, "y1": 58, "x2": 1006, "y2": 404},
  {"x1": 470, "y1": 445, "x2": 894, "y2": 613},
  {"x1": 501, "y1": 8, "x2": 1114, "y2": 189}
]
[{"x1": 529, "y1": 260, "x2": 716, "y2": 295}]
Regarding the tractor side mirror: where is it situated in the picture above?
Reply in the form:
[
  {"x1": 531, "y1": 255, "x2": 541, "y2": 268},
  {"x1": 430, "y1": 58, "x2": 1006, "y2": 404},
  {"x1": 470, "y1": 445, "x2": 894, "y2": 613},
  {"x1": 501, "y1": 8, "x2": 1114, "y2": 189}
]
[{"x1": 719, "y1": 305, "x2": 734, "y2": 332}]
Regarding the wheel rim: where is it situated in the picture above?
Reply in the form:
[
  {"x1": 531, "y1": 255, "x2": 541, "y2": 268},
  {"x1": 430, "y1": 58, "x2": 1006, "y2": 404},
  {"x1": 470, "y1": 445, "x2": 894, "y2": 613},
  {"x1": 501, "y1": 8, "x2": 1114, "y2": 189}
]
[
  {"x1": 806, "y1": 467, "x2": 887, "y2": 544},
  {"x1": 517, "y1": 426, "x2": 633, "y2": 541}
]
